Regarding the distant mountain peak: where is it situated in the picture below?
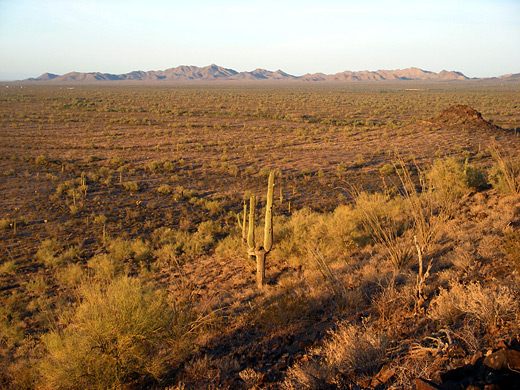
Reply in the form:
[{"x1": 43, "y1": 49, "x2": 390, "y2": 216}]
[{"x1": 23, "y1": 65, "x2": 513, "y2": 83}]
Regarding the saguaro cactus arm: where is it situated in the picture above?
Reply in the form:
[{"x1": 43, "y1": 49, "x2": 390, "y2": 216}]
[
  {"x1": 247, "y1": 195, "x2": 256, "y2": 253},
  {"x1": 263, "y1": 171, "x2": 274, "y2": 253}
]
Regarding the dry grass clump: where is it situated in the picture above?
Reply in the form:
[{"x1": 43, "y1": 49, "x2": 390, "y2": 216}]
[
  {"x1": 429, "y1": 281, "x2": 518, "y2": 328},
  {"x1": 489, "y1": 149, "x2": 520, "y2": 195},
  {"x1": 87, "y1": 253, "x2": 125, "y2": 280},
  {"x1": 35, "y1": 239, "x2": 81, "y2": 268},
  {"x1": 354, "y1": 192, "x2": 411, "y2": 270},
  {"x1": 0, "y1": 260, "x2": 18, "y2": 275},
  {"x1": 282, "y1": 322, "x2": 388, "y2": 389}
]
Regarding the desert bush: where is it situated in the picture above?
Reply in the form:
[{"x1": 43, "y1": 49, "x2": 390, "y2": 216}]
[
  {"x1": 56, "y1": 263, "x2": 85, "y2": 288},
  {"x1": 131, "y1": 239, "x2": 153, "y2": 263},
  {"x1": 215, "y1": 231, "x2": 243, "y2": 259},
  {"x1": 353, "y1": 192, "x2": 411, "y2": 269},
  {"x1": 35, "y1": 239, "x2": 63, "y2": 268},
  {"x1": 426, "y1": 158, "x2": 469, "y2": 216},
  {"x1": 107, "y1": 238, "x2": 133, "y2": 261},
  {"x1": 151, "y1": 227, "x2": 177, "y2": 245},
  {"x1": 157, "y1": 184, "x2": 173, "y2": 194},
  {"x1": 163, "y1": 160, "x2": 175, "y2": 171},
  {"x1": 429, "y1": 281, "x2": 517, "y2": 328},
  {"x1": 273, "y1": 208, "x2": 324, "y2": 265},
  {"x1": 283, "y1": 322, "x2": 388, "y2": 389},
  {"x1": 109, "y1": 156, "x2": 125, "y2": 167},
  {"x1": 87, "y1": 254, "x2": 125, "y2": 280},
  {"x1": 202, "y1": 199, "x2": 223, "y2": 216},
  {"x1": 173, "y1": 186, "x2": 197, "y2": 201},
  {"x1": 35, "y1": 239, "x2": 81, "y2": 269},
  {"x1": 0, "y1": 259, "x2": 18, "y2": 275},
  {"x1": 92, "y1": 214, "x2": 107, "y2": 226},
  {"x1": 34, "y1": 155, "x2": 49, "y2": 166},
  {"x1": 488, "y1": 150, "x2": 520, "y2": 194},
  {"x1": 0, "y1": 218, "x2": 11, "y2": 229},
  {"x1": 465, "y1": 165, "x2": 488, "y2": 190},
  {"x1": 122, "y1": 181, "x2": 139, "y2": 192},
  {"x1": 153, "y1": 243, "x2": 181, "y2": 267},
  {"x1": 379, "y1": 163, "x2": 395, "y2": 176},
  {"x1": 177, "y1": 232, "x2": 212, "y2": 258},
  {"x1": 499, "y1": 226, "x2": 520, "y2": 270},
  {"x1": 39, "y1": 276, "x2": 188, "y2": 389},
  {"x1": 148, "y1": 160, "x2": 162, "y2": 172},
  {"x1": 25, "y1": 275, "x2": 48, "y2": 295},
  {"x1": 55, "y1": 180, "x2": 75, "y2": 197},
  {"x1": 0, "y1": 291, "x2": 25, "y2": 348}
]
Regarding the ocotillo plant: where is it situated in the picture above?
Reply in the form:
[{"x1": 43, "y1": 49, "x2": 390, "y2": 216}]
[{"x1": 245, "y1": 171, "x2": 274, "y2": 288}]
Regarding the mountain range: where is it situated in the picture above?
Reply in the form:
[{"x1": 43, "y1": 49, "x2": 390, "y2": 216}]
[{"x1": 24, "y1": 64, "x2": 519, "y2": 83}]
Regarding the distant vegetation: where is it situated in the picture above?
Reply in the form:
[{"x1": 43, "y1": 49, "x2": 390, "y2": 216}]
[{"x1": 0, "y1": 84, "x2": 519, "y2": 389}]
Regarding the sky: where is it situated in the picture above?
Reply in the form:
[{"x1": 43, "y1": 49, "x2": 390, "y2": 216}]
[{"x1": 0, "y1": 0, "x2": 519, "y2": 80}]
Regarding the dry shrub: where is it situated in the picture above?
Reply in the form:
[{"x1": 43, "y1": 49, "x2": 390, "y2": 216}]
[
  {"x1": 489, "y1": 149, "x2": 520, "y2": 195},
  {"x1": 353, "y1": 192, "x2": 411, "y2": 270},
  {"x1": 500, "y1": 225, "x2": 520, "y2": 270},
  {"x1": 87, "y1": 253, "x2": 125, "y2": 280},
  {"x1": 325, "y1": 322, "x2": 389, "y2": 373},
  {"x1": 372, "y1": 279, "x2": 414, "y2": 325},
  {"x1": 0, "y1": 259, "x2": 18, "y2": 275},
  {"x1": 429, "y1": 281, "x2": 517, "y2": 328},
  {"x1": 39, "y1": 276, "x2": 190, "y2": 389},
  {"x1": 107, "y1": 238, "x2": 133, "y2": 261},
  {"x1": 391, "y1": 344, "x2": 446, "y2": 389},
  {"x1": 283, "y1": 322, "x2": 388, "y2": 389},
  {"x1": 56, "y1": 263, "x2": 85, "y2": 288}
]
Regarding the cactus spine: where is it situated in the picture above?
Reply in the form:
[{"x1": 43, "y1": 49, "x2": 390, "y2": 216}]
[{"x1": 246, "y1": 171, "x2": 275, "y2": 288}]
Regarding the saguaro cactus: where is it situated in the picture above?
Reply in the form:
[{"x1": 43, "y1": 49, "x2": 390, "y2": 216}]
[{"x1": 245, "y1": 171, "x2": 274, "y2": 288}]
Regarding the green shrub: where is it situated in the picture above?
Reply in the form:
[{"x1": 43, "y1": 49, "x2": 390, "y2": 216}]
[
  {"x1": 203, "y1": 199, "x2": 223, "y2": 216},
  {"x1": 131, "y1": 239, "x2": 153, "y2": 263},
  {"x1": 379, "y1": 163, "x2": 394, "y2": 176},
  {"x1": 39, "y1": 276, "x2": 187, "y2": 389},
  {"x1": 465, "y1": 165, "x2": 488, "y2": 190},
  {"x1": 122, "y1": 181, "x2": 139, "y2": 192},
  {"x1": 0, "y1": 259, "x2": 18, "y2": 275},
  {"x1": 107, "y1": 238, "x2": 133, "y2": 261},
  {"x1": 156, "y1": 184, "x2": 172, "y2": 194},
  {"x1": 148, "y1": 160, "x2": 162, "y2": 172},
  {"x1": 173, "y1": 186, "x2": 197, "y2": 201},
  {"x1": 215, "y1": 232, "x2": 243, "y2": 259},
  {"x1": 109, "y1": 156, "x2": 125, "y2": 167},
  {"x1": 87, "y1": 254, "x2": 125, "y2": 280},
  {"x1": 0, "y1": 292, "x2": 25, "y2": 348},
  {"x1": 35, "y1": 239, "x2": 63, "y2": 268},
  {"x1": 56, "y1": 263, "x2": 85, "y2": 288},
  {"x1": 35, "y1": 155, "x2": 49, "y2": 166},
  {"x1": 427, "y1": 158, "x2": 469, "y2": 216},
  {"x1": 25, "y1": 275, "x2": 48, "y2": 295},
  {"x1": 163, "y1": 160, "x2": 175, "y2": 171}
]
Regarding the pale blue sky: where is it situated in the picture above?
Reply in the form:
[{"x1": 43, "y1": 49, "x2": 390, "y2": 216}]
[{"x1": 0, "y1": 0, "x2": 518, "y2": 80}]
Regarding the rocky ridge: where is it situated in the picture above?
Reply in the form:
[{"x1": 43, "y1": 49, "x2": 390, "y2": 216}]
[{"x1": 26, "y1": 65, "x2": 471, "y2": 83}]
